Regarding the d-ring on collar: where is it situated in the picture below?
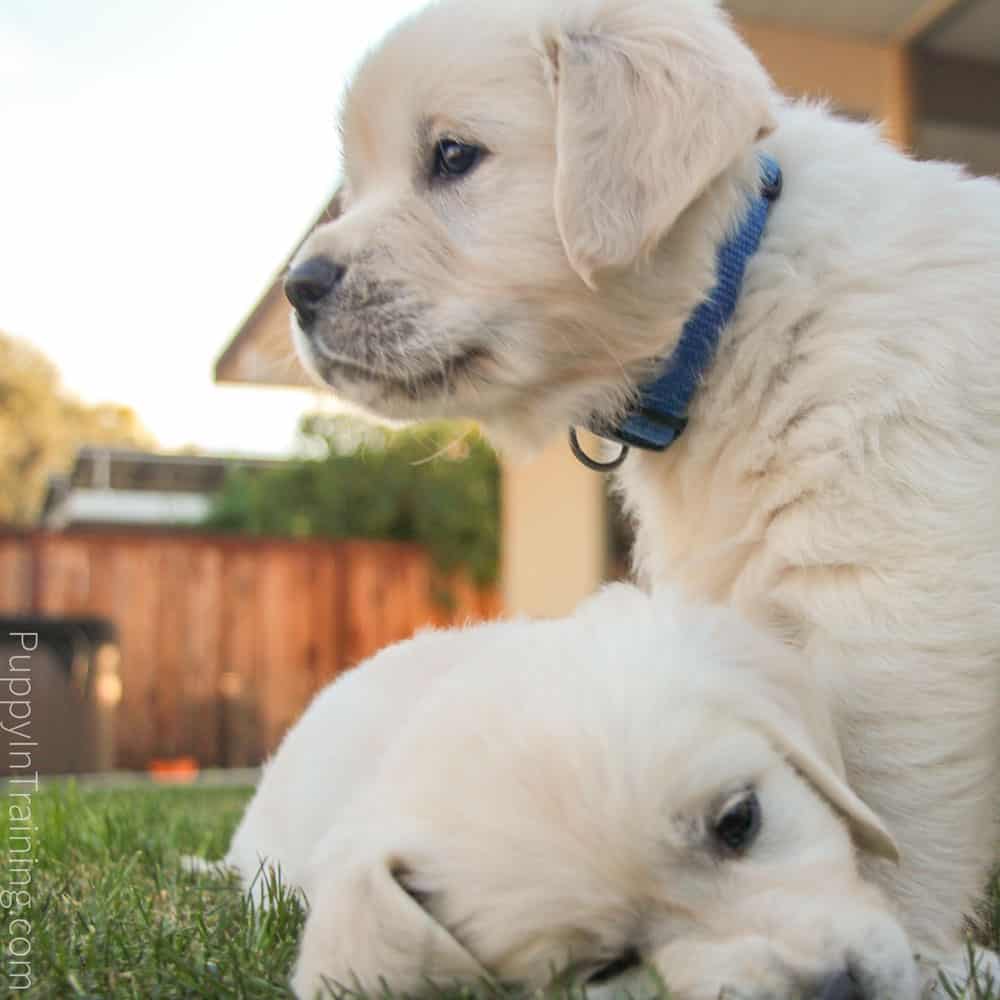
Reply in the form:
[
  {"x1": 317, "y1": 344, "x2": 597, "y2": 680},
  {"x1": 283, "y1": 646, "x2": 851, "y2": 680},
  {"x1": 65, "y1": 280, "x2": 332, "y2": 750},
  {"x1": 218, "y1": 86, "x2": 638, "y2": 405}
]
[{"x1": 569, "y1": 155, "x2": 782, "y2": 471}]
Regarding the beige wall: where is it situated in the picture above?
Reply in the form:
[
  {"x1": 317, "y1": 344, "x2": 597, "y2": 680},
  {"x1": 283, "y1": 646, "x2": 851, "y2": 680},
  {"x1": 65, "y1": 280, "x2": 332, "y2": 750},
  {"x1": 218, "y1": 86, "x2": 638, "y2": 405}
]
[
  {"x1": 735, "y1": 18, "x2": 914, "y2": 146},
  {"x1": 501, "y1": 436, "x2": 607, "y2": 618}
]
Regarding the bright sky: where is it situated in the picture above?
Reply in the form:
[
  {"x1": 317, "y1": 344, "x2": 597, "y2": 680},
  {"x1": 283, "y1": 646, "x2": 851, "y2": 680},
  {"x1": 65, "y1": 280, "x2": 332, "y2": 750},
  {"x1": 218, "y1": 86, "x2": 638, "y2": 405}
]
[{"x1": 1, "y1": 0, "x2": 424, "y2": 455}]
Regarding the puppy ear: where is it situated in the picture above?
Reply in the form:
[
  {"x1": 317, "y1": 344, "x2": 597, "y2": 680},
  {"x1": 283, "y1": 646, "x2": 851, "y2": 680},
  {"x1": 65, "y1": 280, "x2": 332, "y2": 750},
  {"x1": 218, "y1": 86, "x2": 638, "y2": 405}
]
[
  {"x1": 753, "y1": 702, "x2": 900, "y2": 863},
  {"x1": 292, "y1": 852, "x2": 491, "y2": 998},
  {"x1": 540, "y1": 1, "x2": 776, "y2": 286},
  {"x1": 731, "y1": 651, "x2": 899, "y2": 863}
]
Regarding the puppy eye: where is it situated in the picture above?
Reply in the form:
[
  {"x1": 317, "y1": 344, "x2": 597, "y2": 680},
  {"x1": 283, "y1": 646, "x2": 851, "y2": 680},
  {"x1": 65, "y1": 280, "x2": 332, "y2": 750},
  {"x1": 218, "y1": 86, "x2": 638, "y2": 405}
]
[
  {"x1": 584, "y1": 948, "x2": 642, "y2": 985},
  {"x1": 433, "y1": 138, "x2": 482, "y2": 180},
  {"x1": 712, "y1": 789, "x2": 761, "y2": 854}
]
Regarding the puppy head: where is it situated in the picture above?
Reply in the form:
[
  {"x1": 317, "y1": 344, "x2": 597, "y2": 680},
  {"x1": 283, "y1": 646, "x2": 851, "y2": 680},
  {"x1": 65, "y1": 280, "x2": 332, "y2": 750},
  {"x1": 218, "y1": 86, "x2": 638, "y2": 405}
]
[
  {"x1": 290, "y1": 0, "x2": 776, "y2": 445},
  {"x1": 292, "y1": 587, "x2": 918, "y2": 1000}
]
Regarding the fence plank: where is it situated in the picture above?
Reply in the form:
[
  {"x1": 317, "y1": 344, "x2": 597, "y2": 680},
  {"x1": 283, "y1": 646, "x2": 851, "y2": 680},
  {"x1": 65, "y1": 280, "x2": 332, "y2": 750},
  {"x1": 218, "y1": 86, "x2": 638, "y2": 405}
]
[
  {"x1": 258, "y1": 545, "x2": 324, "y2": 755},
  {"x1": 218, "y1": 547, "x2": 264, "y2": 766},
  {"x1": 309, "y1": 547, "x2": 341, "y2": 690},
  {"x1": 179, "y1": 542, "x2": 224, "y2": 766},
  {"x1": 447, "y1": 572, "x2": 483, "y2": 627},
  {"x1": 379, "y1": 545, "x2": 419, "y2": 650},
  {"x1": 35, "y1": 537, "x2": 92, "y2": 614},
  {"x1": 154, "y1": 542, "x2": 190, "y2": 759},
  {"x1": 341, "y1": 541, "x2": 383, "y2": 669},
  {"x1": 109, "y1": 540, "x2": 162, "y2": 769},
  {"x1": 403, "y1": 547, "x2": 436, "y2": 639},
  {"x1": 0, "y1": 538, "x2": 31, "y2": 612}
]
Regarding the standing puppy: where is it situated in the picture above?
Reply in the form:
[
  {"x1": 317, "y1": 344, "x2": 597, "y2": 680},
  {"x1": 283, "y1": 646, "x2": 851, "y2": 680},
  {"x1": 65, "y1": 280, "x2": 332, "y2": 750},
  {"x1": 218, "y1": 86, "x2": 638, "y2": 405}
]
[{"x1": 286, "y1": 0, "x2": 1000, "y2": 990}]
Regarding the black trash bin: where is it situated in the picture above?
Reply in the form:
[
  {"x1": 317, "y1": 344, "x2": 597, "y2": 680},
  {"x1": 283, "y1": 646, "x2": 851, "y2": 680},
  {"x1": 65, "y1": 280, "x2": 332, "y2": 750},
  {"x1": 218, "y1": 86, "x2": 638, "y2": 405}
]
[{"x1": 0, "y1": 617, "x2": 122, "y2": 776}]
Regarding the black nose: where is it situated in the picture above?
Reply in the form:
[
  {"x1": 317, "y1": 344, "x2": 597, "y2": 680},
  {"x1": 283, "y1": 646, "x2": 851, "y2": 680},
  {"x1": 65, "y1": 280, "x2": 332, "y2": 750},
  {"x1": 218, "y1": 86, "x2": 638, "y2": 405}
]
[
  {"x1": 816, "y1": 970, "x2": 864, "y2": 1000},
  {"x1": 285, "y1": 256, "x2": 344, "y2": 317}
]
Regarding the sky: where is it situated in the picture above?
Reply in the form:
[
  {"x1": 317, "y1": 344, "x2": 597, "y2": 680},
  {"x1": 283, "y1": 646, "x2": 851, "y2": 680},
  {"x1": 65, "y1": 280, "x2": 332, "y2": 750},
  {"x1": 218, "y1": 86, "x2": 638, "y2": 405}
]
[{"x1": 0, "y1": 0, "x2": 424, "y2": 455}]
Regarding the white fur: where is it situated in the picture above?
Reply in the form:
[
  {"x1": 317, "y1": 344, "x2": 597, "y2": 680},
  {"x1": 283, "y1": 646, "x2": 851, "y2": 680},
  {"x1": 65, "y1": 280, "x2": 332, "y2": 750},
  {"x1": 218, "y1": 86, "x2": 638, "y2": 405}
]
[
  {"x1": 286, "y1": 0, "x2": 1000, "y2": 993},
  {"x1": 210, "y1": 585, "x2": 922, "y2": 999},
  {"x1": 222, "y1": 624, "x2": 512, "y2": 898}
]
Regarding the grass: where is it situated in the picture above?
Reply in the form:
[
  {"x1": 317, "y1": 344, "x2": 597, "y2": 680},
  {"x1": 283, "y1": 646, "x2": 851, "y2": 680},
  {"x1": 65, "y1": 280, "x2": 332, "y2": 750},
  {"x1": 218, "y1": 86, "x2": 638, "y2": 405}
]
[
  {"x1": 0, "y1": 783, "x2": 995, "y2": 999},
  {"x1": 0, "y1": 782, "x2": 303, "y2": 998}
]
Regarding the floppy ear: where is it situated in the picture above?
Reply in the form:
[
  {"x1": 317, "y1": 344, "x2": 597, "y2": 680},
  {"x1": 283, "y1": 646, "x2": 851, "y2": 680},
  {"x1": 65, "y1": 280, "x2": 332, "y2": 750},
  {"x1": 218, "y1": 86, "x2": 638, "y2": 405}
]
[
  {"x1": 292, "y1": 851, "x2": 492, "y2": 999},
  {"x1": 539, "y1": 0, "x2": 777, "y2": 286},
  {"x1": 729, "y1": 650, "x2": 900, "y2": 864},
  {"x1": 751, "y1": 698, "x2": 900, "y2": 863}
]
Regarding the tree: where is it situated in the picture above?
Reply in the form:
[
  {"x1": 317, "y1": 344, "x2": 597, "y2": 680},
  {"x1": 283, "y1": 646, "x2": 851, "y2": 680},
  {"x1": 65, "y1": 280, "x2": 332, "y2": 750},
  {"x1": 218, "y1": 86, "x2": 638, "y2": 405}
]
[
  {"x1": 205, "y1": 414, "x2": 500, "y2": 584},
  {"x1": 0, "y1": 331, "x2": 155, "y2": 524}
]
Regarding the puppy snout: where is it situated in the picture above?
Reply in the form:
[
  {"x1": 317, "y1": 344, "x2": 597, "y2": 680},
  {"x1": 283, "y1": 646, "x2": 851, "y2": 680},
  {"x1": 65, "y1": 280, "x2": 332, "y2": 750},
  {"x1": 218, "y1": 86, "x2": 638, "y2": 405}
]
[
  {"x1": 285, "y1": 256, "x2": 345, "y2": 321},
  {"x1": 815, "y1": 969, "x2": 863, "y2": 1000}
]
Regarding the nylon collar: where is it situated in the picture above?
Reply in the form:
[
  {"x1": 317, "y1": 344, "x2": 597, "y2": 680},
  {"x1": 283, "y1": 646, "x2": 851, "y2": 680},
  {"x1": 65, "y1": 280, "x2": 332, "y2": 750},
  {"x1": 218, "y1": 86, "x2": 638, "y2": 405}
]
[{"x1": 570, "y1": 155, "x2": 782, "y2": 471}]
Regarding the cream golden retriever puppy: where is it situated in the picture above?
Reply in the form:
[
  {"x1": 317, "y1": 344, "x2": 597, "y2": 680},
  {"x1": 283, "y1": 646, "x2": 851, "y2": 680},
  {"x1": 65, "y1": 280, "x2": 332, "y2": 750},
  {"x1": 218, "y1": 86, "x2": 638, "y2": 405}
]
[
  {"x1": 210, "y1": 586, "x2": 919, "y2": 999},
  {"x1": 284, "y1": 0, "x2": 1000, "y2": 994}
]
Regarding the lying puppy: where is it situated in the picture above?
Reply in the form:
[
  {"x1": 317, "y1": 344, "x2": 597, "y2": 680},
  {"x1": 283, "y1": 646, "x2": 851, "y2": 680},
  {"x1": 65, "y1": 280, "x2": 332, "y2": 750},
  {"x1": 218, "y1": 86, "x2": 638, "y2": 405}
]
[
  {"x1": 285, "y1": 0, "x2": 1000, "y2": 991},
  {"x1": 203, "y1": 586, "x2": 918, "y2": 999}
]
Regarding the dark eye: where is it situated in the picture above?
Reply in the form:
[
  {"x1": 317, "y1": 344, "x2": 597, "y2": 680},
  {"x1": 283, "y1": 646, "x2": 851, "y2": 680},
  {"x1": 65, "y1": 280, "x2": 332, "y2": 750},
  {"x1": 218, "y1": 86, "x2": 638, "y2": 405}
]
[
  {"x1": 712, "y1": 790, "x2": 761, "y2": 854},
  {"x1": 585, "y1": 948, "x2": 642, "y2": 985},
  {"x1": 433, "y1": 138, "x2": 482, "y2": 180}
]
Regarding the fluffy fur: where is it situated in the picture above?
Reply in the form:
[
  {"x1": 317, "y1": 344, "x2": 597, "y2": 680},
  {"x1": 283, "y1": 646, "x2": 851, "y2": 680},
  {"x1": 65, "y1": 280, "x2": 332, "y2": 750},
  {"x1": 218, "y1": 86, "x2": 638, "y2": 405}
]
[
  {"x1": 287, "y1": 0, "x2": 1000, "y2": 993},
  {"x1": 212, "y1": 586, "x2": 921, "y2": 999}
]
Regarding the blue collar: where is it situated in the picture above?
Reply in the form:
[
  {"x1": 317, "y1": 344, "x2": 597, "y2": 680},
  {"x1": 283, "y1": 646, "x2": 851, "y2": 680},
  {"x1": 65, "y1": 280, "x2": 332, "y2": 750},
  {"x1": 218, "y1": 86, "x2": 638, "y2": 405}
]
[{"x1": 570, "y1": 155, "x2": 782, "y2": 471}]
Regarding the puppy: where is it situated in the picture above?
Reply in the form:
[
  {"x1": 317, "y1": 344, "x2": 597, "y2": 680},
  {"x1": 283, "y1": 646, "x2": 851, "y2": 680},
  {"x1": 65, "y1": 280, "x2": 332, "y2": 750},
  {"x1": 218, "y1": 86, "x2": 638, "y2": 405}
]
[
  {"x1": 286, "y1": 0, "x2": 1000, "y2": 991},
  {"x1": 205, "y1": 585, "x2": 918, "y2": 999}
]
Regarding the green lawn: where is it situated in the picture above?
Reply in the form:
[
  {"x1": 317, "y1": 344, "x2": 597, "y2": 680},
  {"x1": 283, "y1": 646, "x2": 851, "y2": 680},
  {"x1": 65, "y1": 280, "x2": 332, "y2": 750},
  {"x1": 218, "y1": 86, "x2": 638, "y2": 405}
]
[
  {"x1": 0, "y1": 783, "x2": 995, "y2": 998},
  {"x1": 0, "y1": 783, "x2": 303, "y2": 999}
]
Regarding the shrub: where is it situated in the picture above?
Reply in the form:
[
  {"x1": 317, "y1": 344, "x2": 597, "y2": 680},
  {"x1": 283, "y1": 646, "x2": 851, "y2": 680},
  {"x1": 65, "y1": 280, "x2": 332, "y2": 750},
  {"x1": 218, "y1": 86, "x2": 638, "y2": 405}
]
[{"x1": 204, "y1": 417, "x2": 500, "y2": 584}]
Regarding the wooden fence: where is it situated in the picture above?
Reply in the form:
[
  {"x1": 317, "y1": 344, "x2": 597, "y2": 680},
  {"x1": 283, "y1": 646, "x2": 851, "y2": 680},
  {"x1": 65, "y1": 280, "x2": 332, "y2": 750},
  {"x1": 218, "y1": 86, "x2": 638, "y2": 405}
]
[{"x1": 0, "y1": 530, "x2": 501, "y2": 770}]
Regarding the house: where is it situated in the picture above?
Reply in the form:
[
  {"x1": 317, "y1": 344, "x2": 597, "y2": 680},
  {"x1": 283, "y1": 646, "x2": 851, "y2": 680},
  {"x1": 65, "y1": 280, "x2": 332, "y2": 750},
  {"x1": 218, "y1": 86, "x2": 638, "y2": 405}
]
[
  {"x1": 40, "y1": 447, "x2": 280, "y2": 530},
  {"x1": 214, "y1": 0, "x2": 1000, "y2": 618}
]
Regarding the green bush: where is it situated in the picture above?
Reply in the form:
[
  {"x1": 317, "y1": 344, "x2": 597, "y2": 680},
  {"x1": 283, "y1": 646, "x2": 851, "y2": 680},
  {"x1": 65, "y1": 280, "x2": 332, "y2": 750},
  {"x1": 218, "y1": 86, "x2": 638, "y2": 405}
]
[{"x1": 204, "y1": 417, "x2": 500, "y2": 585}]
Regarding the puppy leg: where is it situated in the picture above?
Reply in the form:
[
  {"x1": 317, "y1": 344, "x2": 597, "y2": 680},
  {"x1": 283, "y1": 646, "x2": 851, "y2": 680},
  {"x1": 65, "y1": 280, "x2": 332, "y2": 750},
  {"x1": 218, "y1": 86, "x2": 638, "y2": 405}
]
[{"x1": 817, "y1": 642, "x2": 1000, "y2": 980}]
